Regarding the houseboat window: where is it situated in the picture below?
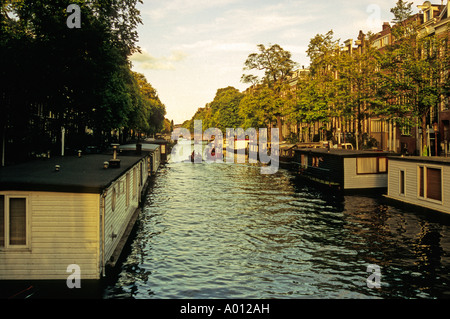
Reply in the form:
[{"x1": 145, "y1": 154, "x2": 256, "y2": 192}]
[
  {"x1": 378, "y1": 157, "x2": 387, "y2": 173},
  {"x1": 126, "y1": 173, "x2": 130, "y2": 207},
  {"x1": 301, "y1": 155, "x2": 308, "y2": 168},
  {"x1": 140, "y1": 162, "x2": 143, "y2": 186},
  {"x1": 418, "y1": 166, "x2": 442, "y2": 202},
  {"x1": 419, "y1": 166, "x2": 425, "y2": 197},
  {"x1": 0, "y1": 195, "x2": 4, "y2": 247},
  {"x1": 312, "y1": 156, "x2": 321, "y2": 167},
  {"x1": 0, "y1": 196, "x2": 28, "y2": 247},
  {"x1": 400, "y1": 170, "x2": 405, "y2": 195},
  {"x1": 111, "y1": 188, "x2": 116, "y2": 212},
  {"x1": 133, "y1": 167, "x2": 137, "y2": 199},
  {"x1": 427, "y1": 168, "x2": 442, "y2": 201},
  {"x1": 9, "y1": 198, "x2": 26, "y2": 245},
  {"x1": 357, "y1": 157, "x2": 387, "y2": 174},
  {"x1": 357, "y1": 157, "x2": 377, "y2": 174}
]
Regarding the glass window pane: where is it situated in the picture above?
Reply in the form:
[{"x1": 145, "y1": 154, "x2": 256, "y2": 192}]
[
  {"x1": 419, "y1": 166, "x2": 424, "y2": 197},
  {"x1": 400, "y1": 170, "x2": 405, "y2": 195},
  {"x1": 9, "y1": 198, "x2": 26, "y2": 245},
  {"x1": 427, "y1": 168, "x2": 442, "y2": 201},
  {"x1": 357, "y1": 157, "x2": 378, "y2": 174},
  {"x1": 0, "y1": 195, "x2": 4, "y2": 247},
  {"x1": 379, "y1": 158, "x2": 387, "y2": 172}
]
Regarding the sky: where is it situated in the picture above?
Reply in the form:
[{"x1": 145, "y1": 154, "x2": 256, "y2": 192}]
[{"x1": 129, "y1": 0, "x2": 426, "y2": 125}]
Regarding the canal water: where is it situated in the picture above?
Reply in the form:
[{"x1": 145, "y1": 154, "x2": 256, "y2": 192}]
[{"x1": 102, "y1": 161, "x2": 450, "y2": 299}]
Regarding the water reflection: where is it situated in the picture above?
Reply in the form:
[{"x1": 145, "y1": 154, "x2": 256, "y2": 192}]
[{"x1": 103, "y1": 162, "x2": 450, "y2": 299}]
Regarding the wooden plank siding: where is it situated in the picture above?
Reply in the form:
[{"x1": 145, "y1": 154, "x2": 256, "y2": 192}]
[
  {"x1": 103, "y1": 156, "x2": 150, "y2": 264},
  {"x1": 0, "y1": 192, "x2": 100, "y2": 280},
  {"x1": 0, "y1": 153, "x2": 154, "y2": 280},
  {"x1": 344, "y1": 158, "x2": 388, "y2": 189},
  {"x1": 387, "y1": 159, "x2": 450, "y2": 214}
]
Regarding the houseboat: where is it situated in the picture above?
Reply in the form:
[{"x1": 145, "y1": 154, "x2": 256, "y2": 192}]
[
  {"x1": 272, "y1": 143, "x2": 297, "y2": 169},
  {"x1": 293, "y1": 148, "x2": 391, "y2": 191},
  {"x1": 143, "y1": 138, "x2": 169, "y2": 163},
  {"x1": 119, "y1": 143, "x2": 161, "y2": 176},
  {"x1": 0, "y1": 144, "x2": 160, "y2": 280},
  {"x1": 386, "y1": 156, "x2": 450, "y2": 215}
]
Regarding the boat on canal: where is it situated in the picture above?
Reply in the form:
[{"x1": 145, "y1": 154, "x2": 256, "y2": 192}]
[
  {"x1": 293, "y1": 148, "x2": 391, "y2": 191},
  {"x1": 385, "y1": 155, "x2": 450, "y2": 215}
]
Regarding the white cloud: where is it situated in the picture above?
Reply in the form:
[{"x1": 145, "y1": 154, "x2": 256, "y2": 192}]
[
  {"x1": 130, "y1": 49, "x2": 188, "y2": 70},
  {"x1": 143, "y1": 0, "x2": 242, "y2": 20}
]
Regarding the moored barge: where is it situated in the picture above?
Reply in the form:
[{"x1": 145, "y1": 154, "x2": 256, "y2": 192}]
[
  {"x1": 293, "y1": 148, "x2": 391, "y2": 191},
  {"x1": 0, "y1": 144, "x2": 160, "y2": 280}
]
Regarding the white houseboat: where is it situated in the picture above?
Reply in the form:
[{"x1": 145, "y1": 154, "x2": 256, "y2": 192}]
[
  {"x1": 386, "y1": 156, "x2": 450, "y2": 215},
  {"x1": 293, "y1": 148, "x2": 391, "y2": 191},
  {"x1": 0, "y1": 144, "x2": 160, "y2": 280}
]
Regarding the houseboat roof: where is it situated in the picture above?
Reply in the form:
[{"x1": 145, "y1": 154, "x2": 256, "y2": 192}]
[
  {"x1": 143, "y1": 138, "x2": 169, "y2": 144},
  {"x1": 120, "y1": 143, "x2": 161, "y2": 152},
  {"x1": 280, "y1": 144, "x2": 296, "y2": 150},
  {"x1": 388, "y1": 155, "x2": 450, "y2": 166},
  {"x1": 294, "y1": 148, "x2": 390, "y2": 157},
  {"x1": 0, "y1": 153, "x2": 150, "y2": 194}
]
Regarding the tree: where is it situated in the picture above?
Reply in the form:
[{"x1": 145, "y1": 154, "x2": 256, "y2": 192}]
[
  {"x1": 390, "y1": 0, "x2": 413, "y2": 25},
  {"x1": 241, "y1": 44, "x2": 297, "y2": 139},
  {"x1": 238, "y1": 86, "x2": 278, "y2": 130},
  {"x1": 208, "y1": 87, "x2": 244, "y2": 131},
  {"x1": 376, "y1": 4, "x2": 449, "y2": 155},
  {"x1": 0, "y1": 0, "x2": 147, "y2": 163},
  {"x1": 241, "y1": 44, "x2": 297, "y2": 89}
]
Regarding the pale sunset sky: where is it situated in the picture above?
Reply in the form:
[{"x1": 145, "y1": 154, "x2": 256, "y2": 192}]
[{"x1": 129, "y1": 0, "x2": 426, "y2": 124}]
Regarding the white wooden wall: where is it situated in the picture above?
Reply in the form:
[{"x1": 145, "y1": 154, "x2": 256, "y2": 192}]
[
  {"x1": 388, "y1": 159, "x2": 450, "y2": 214},
  {"x1": 103, "y1": 156, "x2": 150, "y2": 263},
  {"x1": 0, "y1": 191, "x2": 100, "y2": 280},
  {"x1": 344, "y1": 158, "x2": 388, "y2": 189},
  {"x1": 0, "y1": 155, "x2": 153, "y2": 280}
]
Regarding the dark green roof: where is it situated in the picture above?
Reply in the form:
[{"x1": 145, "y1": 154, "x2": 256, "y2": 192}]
[
  {"x1": 294, "y1": 148, "x2": 391, "y2": 157},
  {"x1": 388, "y1": 155, "x2": 450, "y2": 166},
  {"x1": 0, "y1": 153, "x2": 149, "y2": 194}
]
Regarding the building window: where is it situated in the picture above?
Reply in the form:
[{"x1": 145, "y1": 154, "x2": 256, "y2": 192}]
[
  {"x1": 371, "y1": 120, "x2": 382, "y2": 133},
  {"x1": 0, "y1": 195, "x2": 28, "y2": 248},
  {"x1": 400, "y1": 170, "x2": 405, "y2": 195},
  {"x1": 418, "y1": 166, "x2": 442, "y2": 202},
  {"x1": 357, "y1": 157, "x2": 387, "y2": 174},
  {"x1": 401, "y1": 125, "x2": 412, "y2": 136},
  {"x1": 301, "y1": 154, "x2": 308, "y2": 168}
]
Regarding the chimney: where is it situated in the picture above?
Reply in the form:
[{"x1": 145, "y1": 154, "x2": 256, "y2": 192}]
[
  {"x1": 382, "y1": 22, "x2": 390, "y2": 31},
  {"x1": 109, "y1": 144, "x2": 121, "y2": 168},
  {"x1": 136, "y1": 142, "x2": 142, "y2": 155}
]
